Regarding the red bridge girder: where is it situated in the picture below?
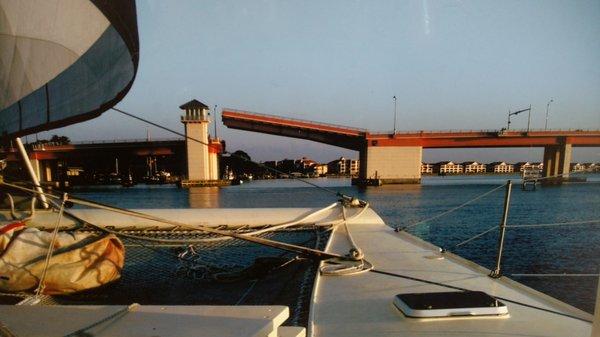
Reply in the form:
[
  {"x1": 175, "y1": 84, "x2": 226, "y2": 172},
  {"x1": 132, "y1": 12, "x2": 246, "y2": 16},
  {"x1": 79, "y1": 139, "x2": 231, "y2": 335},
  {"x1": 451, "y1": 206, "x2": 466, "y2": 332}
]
[{"x1": 222, "y1": 108, "x2": 600, "y2": 149}]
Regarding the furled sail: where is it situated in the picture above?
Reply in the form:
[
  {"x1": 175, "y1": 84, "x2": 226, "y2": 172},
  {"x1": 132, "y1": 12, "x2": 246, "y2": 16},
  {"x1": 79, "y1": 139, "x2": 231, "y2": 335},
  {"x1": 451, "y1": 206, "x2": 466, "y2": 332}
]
[{"x1": 0, "y1": 0, "x2": 139, "y2": 138}]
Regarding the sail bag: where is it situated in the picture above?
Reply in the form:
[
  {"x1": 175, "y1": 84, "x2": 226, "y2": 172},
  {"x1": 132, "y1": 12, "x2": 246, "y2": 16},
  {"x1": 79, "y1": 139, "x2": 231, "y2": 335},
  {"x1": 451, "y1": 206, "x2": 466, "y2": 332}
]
[{"x1": 0, "y1": 222, "x2": 124, "y2": 294}]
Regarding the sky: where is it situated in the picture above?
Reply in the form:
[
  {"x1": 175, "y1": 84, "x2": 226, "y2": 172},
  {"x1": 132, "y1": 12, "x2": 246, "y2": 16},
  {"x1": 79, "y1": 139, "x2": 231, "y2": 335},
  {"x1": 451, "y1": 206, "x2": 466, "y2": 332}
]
[{"x1": 41, "y1": 0, "x2": 600, "y2": 163}]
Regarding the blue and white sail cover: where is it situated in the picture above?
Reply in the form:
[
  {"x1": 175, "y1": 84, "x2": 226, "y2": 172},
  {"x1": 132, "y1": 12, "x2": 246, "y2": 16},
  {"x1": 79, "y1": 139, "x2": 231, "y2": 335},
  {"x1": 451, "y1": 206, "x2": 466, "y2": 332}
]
[{"x1": 0, "y1": 0, "x2": 139, "y2": 137}]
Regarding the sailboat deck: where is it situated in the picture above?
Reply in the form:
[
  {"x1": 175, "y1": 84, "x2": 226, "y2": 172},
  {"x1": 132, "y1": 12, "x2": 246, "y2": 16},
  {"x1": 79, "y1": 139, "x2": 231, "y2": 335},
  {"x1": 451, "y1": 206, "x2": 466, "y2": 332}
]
[
  {"x1": 310, "y1": 208, "x2": 593, "y2": 337},
  {"x1": 0, "y1": 207, "x2": 595, "y2": 336}
]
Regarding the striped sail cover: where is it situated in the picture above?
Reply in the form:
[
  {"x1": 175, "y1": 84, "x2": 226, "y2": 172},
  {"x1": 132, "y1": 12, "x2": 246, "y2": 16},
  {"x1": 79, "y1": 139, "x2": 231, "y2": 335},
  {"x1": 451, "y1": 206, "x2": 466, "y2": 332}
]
[{"x1": 0, "y1": 0, "x2": 139, "y2": 138}]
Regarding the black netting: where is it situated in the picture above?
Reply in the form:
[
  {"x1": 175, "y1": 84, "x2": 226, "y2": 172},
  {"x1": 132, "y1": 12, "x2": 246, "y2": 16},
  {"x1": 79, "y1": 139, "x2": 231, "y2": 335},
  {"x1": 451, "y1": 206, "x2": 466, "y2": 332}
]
[{"x1": 38, "y1": 227, "x2": 331, "y2": 327}]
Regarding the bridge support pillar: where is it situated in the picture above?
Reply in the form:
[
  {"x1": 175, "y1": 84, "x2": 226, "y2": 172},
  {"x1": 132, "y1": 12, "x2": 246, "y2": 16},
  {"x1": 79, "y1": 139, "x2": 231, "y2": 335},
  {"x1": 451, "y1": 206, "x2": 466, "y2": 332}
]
[
  {"x1": 542, "y1": 142, "x2": 571, "y2": 183},
  {"x1": 354, "y1": 146, "x2": 422, "y2": 185}
]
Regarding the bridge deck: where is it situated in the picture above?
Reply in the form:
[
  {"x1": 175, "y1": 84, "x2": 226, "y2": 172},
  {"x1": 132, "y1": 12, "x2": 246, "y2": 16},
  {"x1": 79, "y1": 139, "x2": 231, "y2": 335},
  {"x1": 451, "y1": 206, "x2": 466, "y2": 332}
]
[{"x1": 222, "y1": 109, "x2": 600, "y2": 149}]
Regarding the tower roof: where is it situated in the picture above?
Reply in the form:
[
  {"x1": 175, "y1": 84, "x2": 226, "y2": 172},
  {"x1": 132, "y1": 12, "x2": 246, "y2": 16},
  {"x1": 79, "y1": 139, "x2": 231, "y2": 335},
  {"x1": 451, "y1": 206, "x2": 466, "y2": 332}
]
[{"x1": 179, "y1": 99, "x2": 209, "y2": 110}]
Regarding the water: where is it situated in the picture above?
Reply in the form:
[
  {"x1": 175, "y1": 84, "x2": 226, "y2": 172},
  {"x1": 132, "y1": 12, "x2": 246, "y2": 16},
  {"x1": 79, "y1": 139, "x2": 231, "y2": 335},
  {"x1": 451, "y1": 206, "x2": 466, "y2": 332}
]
[{"x1": 71, "y1": 174, "x2": 600, "y2": 313}]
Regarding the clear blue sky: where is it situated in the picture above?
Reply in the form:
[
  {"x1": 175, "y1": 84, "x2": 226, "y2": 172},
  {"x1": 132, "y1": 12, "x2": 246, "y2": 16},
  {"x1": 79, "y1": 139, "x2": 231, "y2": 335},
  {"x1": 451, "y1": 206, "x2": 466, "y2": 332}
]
[{"x1": 43, "y1": 0, "x2": 600, "y2": 163}]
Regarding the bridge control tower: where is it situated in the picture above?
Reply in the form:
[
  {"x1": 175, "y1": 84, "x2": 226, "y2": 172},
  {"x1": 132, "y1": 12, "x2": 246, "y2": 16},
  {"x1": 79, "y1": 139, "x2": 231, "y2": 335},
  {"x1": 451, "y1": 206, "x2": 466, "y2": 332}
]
[{"x1": 180, "y1": 99, "x2": 225, "y2": 186}]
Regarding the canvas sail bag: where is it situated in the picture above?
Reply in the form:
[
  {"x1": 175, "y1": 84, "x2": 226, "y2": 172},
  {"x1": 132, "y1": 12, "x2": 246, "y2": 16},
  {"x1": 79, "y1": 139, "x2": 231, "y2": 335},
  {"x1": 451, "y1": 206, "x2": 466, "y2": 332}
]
[{"x1": 0, "y1": 222, "x2": 124, "y2": 294}]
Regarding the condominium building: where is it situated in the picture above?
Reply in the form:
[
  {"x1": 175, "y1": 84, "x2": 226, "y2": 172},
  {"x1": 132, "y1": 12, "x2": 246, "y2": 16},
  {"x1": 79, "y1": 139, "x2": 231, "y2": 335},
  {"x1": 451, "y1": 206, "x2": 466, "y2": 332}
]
[
  {"x1": 421, "y1": 163, "x2": 434, "y2": 174},
  {"x1": 488, "y1": 162, "x2": 514, "y2": 173},
  {"x1": 462, "y1": 161, "x2": 486, "y2": 173},
  {"x1": 314, "y1": 164, "x2": 328, "y2": 176},
  {"x1": 570, "y1": 163, "x2": 587, "y2": 172},
  {"x1": 434, "y1": 161, "x2": 463, "y2": 174},
  {"x1": 295, "y1": 157, "x2": 317, "y2": 170},
  {"x1": 327, "y1": 157, "x2": 360, "y2": 176}
]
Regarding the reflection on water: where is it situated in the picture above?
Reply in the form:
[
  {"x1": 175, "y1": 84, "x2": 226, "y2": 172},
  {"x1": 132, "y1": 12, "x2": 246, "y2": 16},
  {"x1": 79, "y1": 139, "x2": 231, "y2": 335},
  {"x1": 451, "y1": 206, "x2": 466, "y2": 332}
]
[
  {"x1": 188, "y1": 187, "x2": 220, "y2": 208},
  {"x1": 71, "y1": 175, "x2": 600, "y2": 313}
]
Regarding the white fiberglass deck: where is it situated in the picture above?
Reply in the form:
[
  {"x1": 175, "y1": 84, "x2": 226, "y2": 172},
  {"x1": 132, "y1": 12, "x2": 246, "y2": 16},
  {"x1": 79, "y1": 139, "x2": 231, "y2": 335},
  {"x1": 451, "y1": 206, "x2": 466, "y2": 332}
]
[
  {"x1": 309, "y1": 208, "x2": 593, "y2": 337},
  {"x1": 0, "y1": 305, "x2": 296, "y2": 337},
  {"x1": 0, "y1": 207, "x2": 595, "y2": 337}
]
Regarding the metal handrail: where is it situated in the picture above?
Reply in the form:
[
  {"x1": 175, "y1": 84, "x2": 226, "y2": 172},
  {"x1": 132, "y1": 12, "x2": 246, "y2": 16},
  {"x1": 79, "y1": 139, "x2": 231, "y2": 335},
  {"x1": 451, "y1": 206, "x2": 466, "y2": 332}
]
[
  {"x1": 70, "y1": 138, "x2": 183, "y2": 145},
  {"x1": 370, "y1": 128, "x2": 600, "y2": 135}
]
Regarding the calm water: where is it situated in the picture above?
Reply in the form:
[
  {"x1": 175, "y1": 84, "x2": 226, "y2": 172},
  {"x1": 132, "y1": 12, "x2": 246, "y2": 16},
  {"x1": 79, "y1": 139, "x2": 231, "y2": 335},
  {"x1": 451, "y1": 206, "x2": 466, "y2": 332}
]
[{"x1": 71, "y1": 174, "x2": 600, "y2": 313}]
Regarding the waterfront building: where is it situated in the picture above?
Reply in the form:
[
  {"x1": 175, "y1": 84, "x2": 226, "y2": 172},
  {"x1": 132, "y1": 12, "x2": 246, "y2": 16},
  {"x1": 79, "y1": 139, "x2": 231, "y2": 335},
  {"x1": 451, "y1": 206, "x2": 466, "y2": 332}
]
[
  {"x1": 421, "y1": 163, "x2": 434, "y2": 174},
  {"x1": 314, "y1": 164, "x2": 328, "y2": 176},
  {"x1": 348, "y1": 159, "x2": 359, "y2": 175},
  {"x1": 295, "y1": 157, "x2": 317, "y2": 170},
  {"x1": 488, "y1": 162, "x2": 514, "y2": 173},
  {"x1": 588, "y1": 163, "x2": 600, "y2": 172},
  {"x1": 434, "y1": 161, "x2": 463, "y2": 174},
  {"x1": 462, "y1": 161, "x2": 486, "y2": 173},
  {"x1": 514, "y1": 162, "x2": 535, "y2": 172},
  {"x1": 570, "y1": 163, "x2": 587, "y2": 172},
  {"x1": 327, "y1": 157, "x2": 359, "y2": 176}
]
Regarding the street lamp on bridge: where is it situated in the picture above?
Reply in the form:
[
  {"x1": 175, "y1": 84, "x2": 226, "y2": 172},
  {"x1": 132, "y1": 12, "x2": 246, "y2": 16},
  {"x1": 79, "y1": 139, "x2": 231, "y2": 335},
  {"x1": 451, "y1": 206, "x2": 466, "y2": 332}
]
[
  {"x1": 393, "y1": 96, "x2": 397, "y2": 134},
  {"x1": 545, "y1": 99, "x2": 554, "y2": 130},
  {"x1": 507, "y1": 105, "x2": 532, "y2": 132}
]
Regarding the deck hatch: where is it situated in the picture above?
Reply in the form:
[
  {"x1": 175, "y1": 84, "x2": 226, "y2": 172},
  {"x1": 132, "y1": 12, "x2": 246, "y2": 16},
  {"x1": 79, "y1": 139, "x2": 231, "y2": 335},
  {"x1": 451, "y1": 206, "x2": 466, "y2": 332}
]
[{"x1": 393, "y1": 291, "x2": 508, "y2": 318}]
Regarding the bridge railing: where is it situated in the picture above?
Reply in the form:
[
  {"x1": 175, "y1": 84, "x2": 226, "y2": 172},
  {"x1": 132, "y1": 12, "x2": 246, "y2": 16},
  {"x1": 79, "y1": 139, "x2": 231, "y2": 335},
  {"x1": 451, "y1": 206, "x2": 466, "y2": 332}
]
[
  {"x1": 71, "y1": 137, "x2": 183, "y2": 145},
  {"x1": 370, "y1": 128, "x2": 600, "y2": 135},
  {"x1": 223, "y1": 108, "x2": 368, "y2": 133}
]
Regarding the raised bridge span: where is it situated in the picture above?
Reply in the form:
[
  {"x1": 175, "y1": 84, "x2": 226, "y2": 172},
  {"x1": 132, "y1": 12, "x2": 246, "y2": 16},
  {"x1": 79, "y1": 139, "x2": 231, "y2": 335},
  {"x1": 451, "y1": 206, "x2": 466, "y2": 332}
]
[{"x1": 222, "y1": 108, "x2": 600, "y2": 184}]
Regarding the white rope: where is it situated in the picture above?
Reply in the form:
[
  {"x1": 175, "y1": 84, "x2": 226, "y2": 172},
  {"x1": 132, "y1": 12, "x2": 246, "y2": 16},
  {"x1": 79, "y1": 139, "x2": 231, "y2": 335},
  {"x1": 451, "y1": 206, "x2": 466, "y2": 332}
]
[
  {"x1": 319, "y1": 258, "x2": 373, "y2": 276},
  {"x1": 1, "y1": 182, "x2": 345, "y2": 259},
  {"x1": 451, "y1": 225, "x2": 498, "y2": 249},
  {"x1": 341, "y1": 206, "x2": 364, "y2": 260},
  {"x1": 507, "y1": 219, "x2": 600, "y2": 228},
  {"x1": 400, "y1": 184, "x2": 505, "y2": 231},
  {"x1": 5, "y1": 193, "x2": 35, "y2": 222},
  {"x1": 511, "y1": 273, "x2": 599, "y2": 277},
  {"x1": 34, "y1": 193, "x2": 67, "y2": 297},
  {"x1": 82, "y1": 202, "x2": 342, "y2": 245},
  {"x1": 319, "y1": 203, "x2": 374, "y2": 276}
]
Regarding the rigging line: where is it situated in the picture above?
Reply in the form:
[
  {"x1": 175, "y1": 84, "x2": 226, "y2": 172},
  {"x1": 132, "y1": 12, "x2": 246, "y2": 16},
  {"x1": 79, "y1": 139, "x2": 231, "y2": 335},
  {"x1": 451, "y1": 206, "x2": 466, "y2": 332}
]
[
  {"x1": 85, "y1": 202, "x2": 341, "y2": 245},
  {"x1": 67, "y1": 206, "x2": 348, "y2": 246},
  {"x1": 399, "y1": 184, "x2": 505, "y2": 231},
  {"x1": 369, "y1": 269, "x2": 592, "y2": 323},
  {"x1": 0, "y1": 182, "x2": 352, "y2": 260},
  {"x1": 66, "y1": 199, "x2": 342, "y2": 260},
  {"x1": 511, "y1": 273, "x2": 600, "y2": 277},
  {"x1": 35, "y1": 193, "x2": 67, "y2": 297},
  {"x1": 111, "y1": 107, "x2": 344, "y2": 198},
  {"x1": 0, "y1": 173, "x2": 342, "y2": 235},
  {"x1": 235, "y1": 279, "x2": 259, "y2": 305},
  {"x1": 450, "y1": 225, "x2": 498, "y2": 249},
  {"x1": 22, "y1": 182, "x2": 346, "y2": 248},
  {"x1": 507, "y1": 219, "x2": 600, "y2": 228},
  {"x1": 0, "y1": 181, "x2": 344, "y2": 260}
]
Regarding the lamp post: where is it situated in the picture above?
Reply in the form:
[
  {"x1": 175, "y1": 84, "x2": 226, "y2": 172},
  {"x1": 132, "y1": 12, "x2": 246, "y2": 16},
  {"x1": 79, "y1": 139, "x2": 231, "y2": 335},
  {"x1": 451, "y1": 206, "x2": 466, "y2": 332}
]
[
  {"x1": 214, "y1": 104, "x2": 218, "y2": 138},
  {"x1": 507, "y1": 106, "x2": 531, "y2": 131},
  {"x1": 393, "y1": 96, "x2": 397, "y2": 134},
  {"x1": 544, "y1": 99, "x2": 553, "y2": 130},
  {"x1": 526, "y1": 104, "x2": 532, "y2": 133}
]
